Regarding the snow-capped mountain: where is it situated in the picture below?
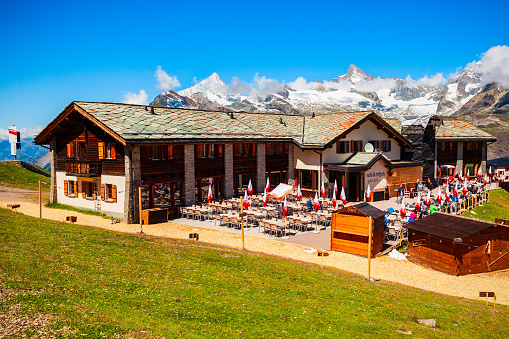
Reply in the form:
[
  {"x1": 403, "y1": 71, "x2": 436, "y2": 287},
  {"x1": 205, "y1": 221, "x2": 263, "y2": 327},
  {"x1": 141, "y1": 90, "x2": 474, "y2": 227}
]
[{"x1": 149, "y1": 64, "x2": 483, "y2": 118}]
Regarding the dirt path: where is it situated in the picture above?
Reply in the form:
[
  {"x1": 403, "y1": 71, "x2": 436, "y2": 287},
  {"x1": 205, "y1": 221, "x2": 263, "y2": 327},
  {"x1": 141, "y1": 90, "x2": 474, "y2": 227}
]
[{"x1": 1, "y1": 192, "x2": 508, "y2": 306}]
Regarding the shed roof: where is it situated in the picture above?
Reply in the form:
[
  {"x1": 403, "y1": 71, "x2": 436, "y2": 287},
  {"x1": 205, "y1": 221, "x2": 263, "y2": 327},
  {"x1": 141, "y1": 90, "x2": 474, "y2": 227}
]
[
  {"x1": 404, "y1": 212, "x2": 495, "y2": 241},
  {"x1": 34, "y1": 101, "x2": 412, "y2": 148},
  {"x1": 335, "y1": 202, "x2": 386, "y2": 220},
  {"x1": 487, "y1": 157, "x2": 509, "y2": 167}
]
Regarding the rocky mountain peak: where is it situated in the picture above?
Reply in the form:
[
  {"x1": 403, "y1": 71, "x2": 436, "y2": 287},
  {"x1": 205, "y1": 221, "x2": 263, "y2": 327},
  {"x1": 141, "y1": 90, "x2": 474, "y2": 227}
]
[{"x1": 333, "y1": 64, "x2": 374, "y2": 83}]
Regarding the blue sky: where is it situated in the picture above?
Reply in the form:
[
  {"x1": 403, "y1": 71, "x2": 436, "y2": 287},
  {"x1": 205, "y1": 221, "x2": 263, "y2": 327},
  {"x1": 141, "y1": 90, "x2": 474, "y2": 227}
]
[{"x1": 0, "y1": 0, "x2": 508, "y2": 135}]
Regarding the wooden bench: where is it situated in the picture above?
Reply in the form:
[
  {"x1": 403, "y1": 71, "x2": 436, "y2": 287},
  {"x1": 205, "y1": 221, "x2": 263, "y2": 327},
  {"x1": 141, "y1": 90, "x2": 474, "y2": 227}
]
[
  {"x1": 66, "y1": 216, "x2": 77, "y2": 223},
  {"x1": 7, "y1": 204, "x2": 20, "y2": 213}
]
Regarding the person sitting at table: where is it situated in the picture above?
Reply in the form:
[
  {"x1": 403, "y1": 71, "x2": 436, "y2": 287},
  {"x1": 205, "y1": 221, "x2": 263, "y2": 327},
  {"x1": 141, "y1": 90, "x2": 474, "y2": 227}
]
[
  {"x1": 306, "y1": 197, "x2": 313, "y2": 212},
  {"x1": 407, "y1": 212, "x2": 417, "y2": 223},
  {"x1": 429, "y1": 203, "x2": 438, "y2": 214}
]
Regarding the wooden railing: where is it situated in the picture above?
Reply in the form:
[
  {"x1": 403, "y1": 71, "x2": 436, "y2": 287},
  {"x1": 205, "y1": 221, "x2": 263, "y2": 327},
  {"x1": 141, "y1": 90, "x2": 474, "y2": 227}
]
[{"x1": 65, "y1": 161, "x2": 102, "y2": 177}]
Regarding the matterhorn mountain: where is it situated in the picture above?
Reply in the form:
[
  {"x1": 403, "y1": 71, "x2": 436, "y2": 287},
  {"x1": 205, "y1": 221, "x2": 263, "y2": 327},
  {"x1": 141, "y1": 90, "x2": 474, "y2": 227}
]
[{"x1": 149, "y1": 64, "x2": 488, "y2": 118}]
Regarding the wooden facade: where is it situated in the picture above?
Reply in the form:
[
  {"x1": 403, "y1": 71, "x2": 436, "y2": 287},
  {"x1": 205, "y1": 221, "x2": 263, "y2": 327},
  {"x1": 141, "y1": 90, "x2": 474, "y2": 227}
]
[
  {"x1": 331, "y1": 203, "x2": 385, "y2": 257},
  {"x1": 407, "y1": 213, "x2": 509, "y2": 275}
]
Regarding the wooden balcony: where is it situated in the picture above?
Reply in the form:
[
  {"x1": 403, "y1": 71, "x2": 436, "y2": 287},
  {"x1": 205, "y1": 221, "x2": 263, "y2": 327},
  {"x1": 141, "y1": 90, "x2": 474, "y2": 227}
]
[{"x1": 65, "y1": 160, "x2": 102, "y2": 177}]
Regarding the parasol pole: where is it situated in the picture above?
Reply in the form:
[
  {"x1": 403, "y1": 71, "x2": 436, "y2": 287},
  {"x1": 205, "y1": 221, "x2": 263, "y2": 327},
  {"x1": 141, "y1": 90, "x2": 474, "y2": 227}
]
[{"x1": 240, "y1": 196, "x2": 245, "y2": 250}]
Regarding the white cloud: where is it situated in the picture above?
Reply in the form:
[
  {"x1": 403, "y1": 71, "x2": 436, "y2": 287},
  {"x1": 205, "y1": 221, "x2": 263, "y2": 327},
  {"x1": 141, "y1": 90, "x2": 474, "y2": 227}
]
[
  {"x1": 122, "y1": 90, "x2": 149, "y2": 105},
  {"x1": 286, "y1": 77, "x2": 352, "y2": 91},
  {"x1": 354, "y1": 78, "x2": 398, "y2": 92},
  {"x1": 406, "y1": 73, "x2": 446, "y2": 87},
  {"x1": 0, "y1": 125, "x2": 44, "y2": 140},
  {"x1": 227, "y1": 76, "x2": 251, "y2": 95},
  {"x1": 469, "y1": 45, "x2": 509, "y2": 89},
  {"x1": 155, "y1": 66, "x2": 181, "y2": 91},
  {"x1": 249, "y1": 74, "x2": 284, "y2": 100}
]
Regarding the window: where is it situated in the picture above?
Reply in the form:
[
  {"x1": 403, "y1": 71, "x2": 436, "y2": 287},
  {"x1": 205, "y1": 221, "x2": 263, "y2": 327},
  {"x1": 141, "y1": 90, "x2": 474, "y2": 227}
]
[
  {"x1": 64, "y1": 180, "x2": 77, "y2": 197},
  {"x1": 98, "y1": 142, "x2": 116, "y2": 159},
  {"x1": 77, "y1": 142, "x2": 86, "y2": 160},
  {"x1": 234, "y1": 143, "x2": 255, "y2": 157},
  {"x1": 336, "y1": 141, "x2": 350, "y2": 154},
  {"x1": 369, "y1": 141, "x2": 380, "y2": 152},
  {"x1": 381, "y1": 140, "x2": 391, "y2": 152},
  {"x1": 84, "y1": 182, "x2": 95, "y2": 199},
  {"x1": 101, "y1": 183, "x2": 117, "y2": 202},
  {"x1": 299, "y1": 170, "x2": 317, "y2": 190},
  {"x1": 351, "y1": 140, "x2": 363, "y2": 153},
  {"x1": 197, "y1": 144, "x2": 224, "y2": 158},
  {"x1": 266, "y1": 143, "x2": 285, "y2": 155}
]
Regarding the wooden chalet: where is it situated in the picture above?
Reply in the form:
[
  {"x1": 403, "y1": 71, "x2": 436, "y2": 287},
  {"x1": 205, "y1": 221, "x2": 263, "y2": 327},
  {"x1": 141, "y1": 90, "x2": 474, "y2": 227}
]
[
  {"x1": 406, "y1": 213, "x2": 509, "y2": 276},
  {"x1": 331, "y1": 203, "x2": 385, "y2": 257}
]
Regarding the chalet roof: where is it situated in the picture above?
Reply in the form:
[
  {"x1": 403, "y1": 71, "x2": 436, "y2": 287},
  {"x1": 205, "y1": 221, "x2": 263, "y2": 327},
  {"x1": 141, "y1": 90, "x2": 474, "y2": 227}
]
[
  {"x1": 404, "y1": 212, "x2": 495, "y2": 241},
  {"x1": 324, "y1": 152, "x2": 421, "y2": 172},
  {"x1": 384, "y1": 117, "x2": 495, "y2": 142},
  {"x1": 487, "y1": 157, "x2": 509, "y2": 167},
  {"x1": 435, "y1": 120, "x2": 496, "y2": 141},
  {"x1": 335, "y1": 202, "x2": 386, "y2": 219},
  {"x1": 34, "y1": 101, "x2": 412, "y2": 148}
]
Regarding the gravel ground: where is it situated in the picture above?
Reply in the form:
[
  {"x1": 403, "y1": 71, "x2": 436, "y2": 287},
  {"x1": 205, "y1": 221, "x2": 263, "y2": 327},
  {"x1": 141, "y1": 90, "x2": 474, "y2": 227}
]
[{"x1": 1, "y1": 196, "x2": 508, "y2": 306}]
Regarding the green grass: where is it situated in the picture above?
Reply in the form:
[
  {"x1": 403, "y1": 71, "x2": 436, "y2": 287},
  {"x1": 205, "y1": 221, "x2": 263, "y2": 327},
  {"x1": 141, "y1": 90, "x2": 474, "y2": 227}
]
[
  {"x1": 44, "y1": 202, "x2": 111, "y2": 219},
  {"x1": 0, "y1": 161, "x2": 50, "y2": 191},
  {"x1": 463, "y1": 188, "x2": 509, "y2": 222},
  {"x1": 0, "y1": 209, "x2": 508, "y2": 338}
]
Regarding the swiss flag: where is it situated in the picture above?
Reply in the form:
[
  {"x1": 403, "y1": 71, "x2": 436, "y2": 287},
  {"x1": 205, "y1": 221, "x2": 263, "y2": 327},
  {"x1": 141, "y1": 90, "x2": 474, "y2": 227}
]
[
  {"x1": 243, "y1": 190, "x2": 249, "y2": 210},
  {"x1": 313, "y1": 193, "x2": 320, "y2": 213},
  {"x1": 282, "y1": 196, "x2": 288, "y2": 217},
  {"x1": 320, "y1": 182, "x2": 325, "y2": 199},
  {"x1": 462, "y1": 181, "x2": 467, "y2": 195},
  {"x1": 340, "y1": 187, "x2": 347, "y2": 205},
  {"x1": 207, "y1": 185, "x2": 213, "y2": 203},
  {"x1": 247, "y1": 179, "x2": 253, "y2": 196},
  {"x1": 265, "y1": 177, "x2": 270, "y2": 193},
  {"x1": 400, "y1": 197, "x2": 406, "y2": 220},
  {"x1": 477, "y1": 167, "x2": 482, "y2": 181},
  {"x1": 466, "y1": 169, "x2": 470, "y2": 181},
  {"x1": 332, "y1": 180, "x2": 337, "y2": 208},
  {"x1": 445, "y1": 185, "x2": 450, "y2": 202},
  {"x1": 296, "y1": 184, "x2": 302, "y2": 202},
  {"x1": 365, "y1": 184, "x2": 371, "y2": 202}
]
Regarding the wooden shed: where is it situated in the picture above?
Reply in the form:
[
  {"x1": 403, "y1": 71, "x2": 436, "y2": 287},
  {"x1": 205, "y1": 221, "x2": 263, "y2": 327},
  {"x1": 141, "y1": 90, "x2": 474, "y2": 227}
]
[
  {"x1": 406, "y1": 213, "x2": 509, "y2": 276},
  {"x1": 331, "y1": 203, "x2": 385, "y2": 257}
]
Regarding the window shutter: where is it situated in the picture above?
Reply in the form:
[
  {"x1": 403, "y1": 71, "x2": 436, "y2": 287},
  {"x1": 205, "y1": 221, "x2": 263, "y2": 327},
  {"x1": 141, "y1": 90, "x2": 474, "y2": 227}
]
[
  {"x1": 74, "y1": 181, "x2": 77, "y2": 198},
  {"x1": 66, "y1": 143, "x2": 71, "y2": 158},
  {"x1": 196, "y1": 144, "x2": 202, "y2": 158},
  {"x1": 110, "y1": 143, "x2": 116, "y2": 159},
  {"x1": 217, "y1": 144, "x2": 223, "y2": 158},
  {"x1": 265, "y1": 143, "x2": 270, "y2": 155},
  {"x1": 168, "y1": 145, "x2": 174, "y2": 159},
  {"x1": 336, "y1": 142, "x2": 340, "y2": 154},
  {"x1": 98, "y1": 142, "x2": 104, "y2": 159},
  {"x1": 234, "y1": 144, "x2": 240, "y2": 157},
  {"x1": 82, "y1": 182, "x2": 86, "y2": 198},
  {"x1": 251, "y1": 144, "x2": 256, "y2": 156},
  {"x1": 100, "y1": 184, "x2": 105, "y2": 201},
  {"x1": 387, "y1": 140, "x2": 391, "y2": 152},
  {"x1": 112, "y1": 185, "x2": 117, "y2": 202},
  {"x1": 345, "y1": 141, "x2": 350, "y2": 153},
  {"x1": 284, "y1": 143, "x2": 289, "y2": 154},
  {"x1": 64, "y1": 180, "x2": 68, "y2": 196}
]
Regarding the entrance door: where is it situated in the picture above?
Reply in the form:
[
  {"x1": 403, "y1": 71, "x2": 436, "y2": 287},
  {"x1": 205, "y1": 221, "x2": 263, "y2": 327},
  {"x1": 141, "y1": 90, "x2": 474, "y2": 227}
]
[{"x1": 347, "y1": 172, "x2": 357, "y2": 201}]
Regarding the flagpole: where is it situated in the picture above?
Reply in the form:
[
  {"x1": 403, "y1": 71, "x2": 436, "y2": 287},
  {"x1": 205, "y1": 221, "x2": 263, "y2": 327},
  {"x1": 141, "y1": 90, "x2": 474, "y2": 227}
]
[{"x1": 240, "y1": 196, "x2": 245, "y2": 250}]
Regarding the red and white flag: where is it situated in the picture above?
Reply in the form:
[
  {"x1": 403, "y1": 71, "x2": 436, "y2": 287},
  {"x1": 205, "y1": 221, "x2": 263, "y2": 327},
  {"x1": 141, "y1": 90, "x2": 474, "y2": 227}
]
[
  {"x1": 247, "y1": 179, "x2": 253, "y2": 196},
  {"x1": 462, "y1": 180, "x2": 468, "y2": 195},
  {"x1": 313, "y1": 193, "x2": 320, "y2": 213},
  {"x1": 400, "y1": 197, "x2": 406, "y2": 220},
  {"x1": 437, "y1": 186, "x2": 442, "y2": 205},
  {"x1": 466, "y1": 169, "x2": 470, "y2": 181},
  {"x1": 365, "y1": 184, "x2": 371, "y2": 202},
  {"x1": 262, "y1": 190, "x2": 267, "y2": 207},
  {"x1": 208, "y1": 178, "x2": 213, "y2": 186},
  {"x1": 243, "y1": 190, "x2": 249, "y2": 210},
  {"x1": 477, "y1": 167, "x2": 482, "y2": 181},
  {"x1": 445, "y1": 185, "x2": 450, "y2": 202},
  {"x1": 332, "y1": 180, "x2": 338, "y2": 208},
  {"x1": 296, "y1": 184, "x2": 302, "y2": 202},
  {"x1": 282, "y1": 196, "x2": 288, "y2": 217},
  {"x1": 265, "y1": 177, "x2": 270, "y2": 193},
  {"x1": 426, "y1": 191, "x2": 431, "y2": 207},
  {"x1": 207, "y1": 185, "x2": 213, "y2": 203},
  {"x1": 483, "y1": 174, "x2": 488, "y2": 185},
  {"x1": 320, "y1": 182, "x2": 325, "y2": 199},
  {"x1": 488, "y1": 166, "x2": 492, "y2": 178},
  {"x1": 340, "y1": 187, "x2": 347, "y2": 205}
]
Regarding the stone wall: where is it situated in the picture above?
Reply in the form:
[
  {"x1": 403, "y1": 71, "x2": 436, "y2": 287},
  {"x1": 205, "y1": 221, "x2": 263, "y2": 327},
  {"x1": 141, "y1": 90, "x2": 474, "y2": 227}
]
[
  {"x1": 124, "y1": 145, "x2": 141, "y2": 223},
  {"x1": 224, "y1": 144, "x2": 233, "y2": 198},
  {"x1": 184, "y1": 144, "x2": 195, "y2": 205},
  {"x1": 256, "y1": 143, "x2": 266, "y2": 193}
]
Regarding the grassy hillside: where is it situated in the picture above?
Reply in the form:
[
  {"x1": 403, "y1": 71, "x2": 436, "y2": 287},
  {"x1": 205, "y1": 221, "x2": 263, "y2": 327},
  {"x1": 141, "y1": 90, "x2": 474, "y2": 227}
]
[
  {"x1": 463, "y1": 188, "x2": 509, "y2": 222},
  {"x1": 1, "y1": 209, "x2": 508, "y2": 338},
  {"x1": 0, "y1": 161, "x2": 50, "y2": 191}
]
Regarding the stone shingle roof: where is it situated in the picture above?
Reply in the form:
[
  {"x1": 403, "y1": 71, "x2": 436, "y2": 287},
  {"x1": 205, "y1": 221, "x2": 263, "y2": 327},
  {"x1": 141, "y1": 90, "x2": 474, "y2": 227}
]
[
  {"x1": 35, "y1": 101, "x2": 411, "y2": 148},
  {"x1": 344, "y1": 152, "x2": 380, "y2": 165},
  {"x1": 436, "y1": 120, "x2": 496, "y2": 141}
]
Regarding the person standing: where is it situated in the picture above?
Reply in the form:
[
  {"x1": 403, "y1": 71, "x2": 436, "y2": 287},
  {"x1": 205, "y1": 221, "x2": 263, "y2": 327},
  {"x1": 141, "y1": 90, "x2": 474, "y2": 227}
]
[{"x1": 397, "y1": 184, "x2": 404, "y2": 203}]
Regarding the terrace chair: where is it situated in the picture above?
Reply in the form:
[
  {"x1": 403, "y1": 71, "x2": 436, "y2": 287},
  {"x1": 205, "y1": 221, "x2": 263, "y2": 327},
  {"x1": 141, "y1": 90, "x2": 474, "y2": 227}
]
[
  {"x1": 287, "y1": 217, "x2": 295, "y2": 230},
  {"x1": 215, "y1": 214, "x2": 222, "y2": 227},
  {"x1": 230, "y1": 216, "x2": 240, "y2": 229},
  {"x1": 179, "y1": 207, "x2": 187, "y2": 219},
  {"x1": 195, "y1": 209, "x2": 205, "y2": 221}
]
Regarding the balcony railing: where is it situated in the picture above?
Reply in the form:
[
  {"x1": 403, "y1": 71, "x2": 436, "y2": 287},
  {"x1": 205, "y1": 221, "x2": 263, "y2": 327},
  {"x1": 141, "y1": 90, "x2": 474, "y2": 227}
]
[{"x1": 65, "y1": 160, "x2": 102, "y2": 177}]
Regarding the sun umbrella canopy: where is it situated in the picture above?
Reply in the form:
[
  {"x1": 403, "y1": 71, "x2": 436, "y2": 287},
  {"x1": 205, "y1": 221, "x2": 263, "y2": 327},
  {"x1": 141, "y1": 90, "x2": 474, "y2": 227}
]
[{"x1": 267, "y1": 183, "x2": 295, "y2": 200}]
